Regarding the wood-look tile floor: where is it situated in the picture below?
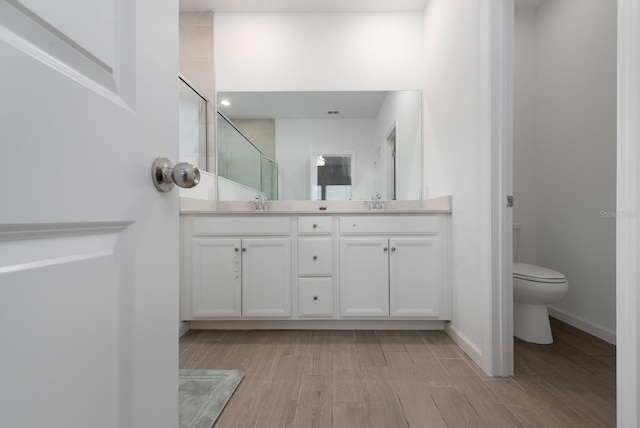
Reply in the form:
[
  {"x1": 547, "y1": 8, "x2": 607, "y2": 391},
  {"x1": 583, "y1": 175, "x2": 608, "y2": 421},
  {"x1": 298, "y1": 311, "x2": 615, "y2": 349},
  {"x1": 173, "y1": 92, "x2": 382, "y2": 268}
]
[{"x1": 179, "y1": 318, "x2": 615, "y2": 427}]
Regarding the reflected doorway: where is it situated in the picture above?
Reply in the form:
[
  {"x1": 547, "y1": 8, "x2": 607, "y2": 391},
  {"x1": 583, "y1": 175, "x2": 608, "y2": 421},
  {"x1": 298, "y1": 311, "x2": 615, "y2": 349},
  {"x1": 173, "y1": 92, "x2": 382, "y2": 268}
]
[{"x1": 311, "y1": 154, "x2": 353, "y2": 201}]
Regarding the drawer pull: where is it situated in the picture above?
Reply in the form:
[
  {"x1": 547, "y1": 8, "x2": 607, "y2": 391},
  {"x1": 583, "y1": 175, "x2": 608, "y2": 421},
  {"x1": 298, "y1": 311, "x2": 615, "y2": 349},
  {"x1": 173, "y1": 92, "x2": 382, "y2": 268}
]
[
  {"x1": 384, "y1": 247, "x2": 388, "y2": 252},
  {"x1": 391, "y1": 247, "x2": 396, "y2": 252},
  {"x1": 242, "y1": 248, "x2": 247, "y2": 252},
  {"x1": 313, "y1": 255, "x2": 318, "y2": 260},
  {"x1": 313, "y1": 296, "x2": 318, "y2": 301},
  {"x1": 312, "y1": 223, "x2": 318, "y2": 229}
]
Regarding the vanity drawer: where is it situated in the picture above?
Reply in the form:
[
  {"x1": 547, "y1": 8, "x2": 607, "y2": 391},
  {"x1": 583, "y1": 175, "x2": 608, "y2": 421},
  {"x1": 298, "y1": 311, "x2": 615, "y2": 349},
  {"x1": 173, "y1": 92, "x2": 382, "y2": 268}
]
[
  {"x1": 298, "y1": 216, "x2": 333, "y2": 235},
  {"x1": 339, "y1": 215, "x2": 439, "y2": 235},
  {"x1": 298, "y1": 277, "x2": 334, "y2": 317},
  {"x1": 298, "y1": 237, "x2": 333, "y2": 276},
  {"x1": 191, "y1": 216, "x2": 291, "y2": 236}
]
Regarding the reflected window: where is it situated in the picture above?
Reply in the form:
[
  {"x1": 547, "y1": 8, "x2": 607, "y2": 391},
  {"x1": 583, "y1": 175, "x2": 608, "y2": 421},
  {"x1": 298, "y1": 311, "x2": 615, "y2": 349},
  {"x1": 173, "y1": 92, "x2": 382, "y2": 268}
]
[{"x1": 312, "y1": 155, "x2": 352, "y2": 201}]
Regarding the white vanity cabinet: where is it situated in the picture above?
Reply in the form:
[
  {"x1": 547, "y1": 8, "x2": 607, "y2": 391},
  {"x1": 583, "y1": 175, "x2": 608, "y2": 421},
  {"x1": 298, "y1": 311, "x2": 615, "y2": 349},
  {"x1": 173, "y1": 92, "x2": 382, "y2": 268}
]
[
  {"x1": 180, "y1": 210, "x2": 450, "y2": 323},
  {"x1": 181, "y1": 216, "x2": 292, "y2": 319},
  {"x1": 338, "y1": 216, "x2": 449, "y2": 319}
]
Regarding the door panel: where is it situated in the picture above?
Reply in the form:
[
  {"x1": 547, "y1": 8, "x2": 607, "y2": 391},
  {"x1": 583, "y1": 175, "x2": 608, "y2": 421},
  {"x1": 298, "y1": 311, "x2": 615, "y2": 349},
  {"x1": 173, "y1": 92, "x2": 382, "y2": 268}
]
[
  {"x1": 389, "y1": 237, "x2": 440, "y2": 317},
  {"x1": 0, "y1": 0, "x2": 135, "y2": 106},
  {"x1": 242, "y1": 238, "x2": 292, "y2": 317},
  {"x1": 0, "y1": 225, "x2": 133, "y2": 427},
  {"x1": 191, "y1": 238, "x2": 242, "y2": 318},
  {"x1": 339, "y1": 237, "x2": 389, "y2": 317}
]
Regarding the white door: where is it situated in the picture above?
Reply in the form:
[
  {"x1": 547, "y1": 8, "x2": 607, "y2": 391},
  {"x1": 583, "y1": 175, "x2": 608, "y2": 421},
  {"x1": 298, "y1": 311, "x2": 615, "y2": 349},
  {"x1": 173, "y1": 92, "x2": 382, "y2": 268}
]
[
  {"x1": 0, "y1": 1, "x2": 179, "y2": 427},
  {"x1": 241, "y1": 238, "x2": 292, "y2": 317},
  {"x1": 389, "y1": 237, "x2": 440, "y2": 317},
  {"x1": 339, "y1": 237, "x2": 389, "y2": 317},
  {"x1": 190, "y1": 238, "x2": 242, "y2": 318}
]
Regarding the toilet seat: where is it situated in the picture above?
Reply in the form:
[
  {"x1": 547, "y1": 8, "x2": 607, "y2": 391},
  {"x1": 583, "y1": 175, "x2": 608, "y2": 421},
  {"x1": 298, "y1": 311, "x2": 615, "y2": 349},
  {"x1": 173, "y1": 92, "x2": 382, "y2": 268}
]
[{"x1": 513, "y1": 262, "x2": 566, "y2": 284}]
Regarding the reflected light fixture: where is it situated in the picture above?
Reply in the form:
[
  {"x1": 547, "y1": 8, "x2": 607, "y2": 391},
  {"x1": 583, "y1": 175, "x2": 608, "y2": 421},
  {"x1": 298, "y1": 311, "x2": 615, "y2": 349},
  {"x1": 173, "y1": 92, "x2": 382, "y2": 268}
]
[
  {"x1": 316, "y1": 156, "x2": 326, "y2": 166},
  {"x1": 220, "y1": 99, "x2": 231, "y2": 107}
]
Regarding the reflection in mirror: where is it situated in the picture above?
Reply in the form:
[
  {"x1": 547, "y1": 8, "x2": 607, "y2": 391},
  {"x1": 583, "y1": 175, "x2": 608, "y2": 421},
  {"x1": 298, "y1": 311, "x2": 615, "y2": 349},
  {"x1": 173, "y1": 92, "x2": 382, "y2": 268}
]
[
  {"x1": 179, "y1": 77, "x2": 207, "y2": 171},
  {"x1": 217, "y1": 91, "x2": 422, "y2": 201},
  {"x1": 217, "y1": 112, "x2": 278, "y2": 201},
  {"x1": 312, "y1": 154, "x2": 353, "y2": 201}
]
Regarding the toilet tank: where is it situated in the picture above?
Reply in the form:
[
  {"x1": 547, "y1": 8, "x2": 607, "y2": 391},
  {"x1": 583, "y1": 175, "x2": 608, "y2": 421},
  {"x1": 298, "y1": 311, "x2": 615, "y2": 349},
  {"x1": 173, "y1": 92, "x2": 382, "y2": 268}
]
[{"x1": 513, "y1": 223, "x2": 521, "y2": 261}]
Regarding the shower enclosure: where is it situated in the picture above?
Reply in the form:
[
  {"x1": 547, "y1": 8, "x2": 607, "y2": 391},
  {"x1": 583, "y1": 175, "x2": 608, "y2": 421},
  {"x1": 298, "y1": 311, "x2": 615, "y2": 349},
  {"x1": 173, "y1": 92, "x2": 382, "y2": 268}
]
[
  {"x1": 179, "y1": 76, "x2": 208, "y2": 171},
  {"x1": 217, "y1": 112, "x2": 278, "y2": 201}
]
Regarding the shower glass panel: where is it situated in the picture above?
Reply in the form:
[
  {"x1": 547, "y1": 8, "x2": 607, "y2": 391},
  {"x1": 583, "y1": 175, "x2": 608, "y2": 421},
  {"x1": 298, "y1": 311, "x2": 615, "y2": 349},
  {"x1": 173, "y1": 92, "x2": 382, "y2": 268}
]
[
  {"x1": 217, "y1": 112, "x2": 278, "y2": 198},
  {"x1": 179, "y1": 77, "x2": 207, "y2": 170},
  {"x1": 261, "y1": 156, "x2": 278, "y2": 201}
]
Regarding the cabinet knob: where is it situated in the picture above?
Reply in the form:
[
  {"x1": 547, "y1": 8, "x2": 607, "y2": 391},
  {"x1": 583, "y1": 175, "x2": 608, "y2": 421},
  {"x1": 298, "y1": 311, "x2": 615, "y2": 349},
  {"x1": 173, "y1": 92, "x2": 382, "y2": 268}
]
[
  {"x1": 384, "y1": 247, "x2": 388, "y2": 252},
  {"x1": 313, "y1": 296, "x2": 318, "y2": 301},
  {"x1": 312, "y1": 223, "x2": 318, "y2": 228},
  {"x1": 242, "y1": 248, "x2": 247, "y2": 252},
  {"x1": 391, "y1": 247, "x2": 396, "y2": 252},
  {"x1": 313, "y1": 255, "x2": 318, "y2": 260},
  {"x1": 234, "y1": 247, "x2": 239, "y2": 252}
]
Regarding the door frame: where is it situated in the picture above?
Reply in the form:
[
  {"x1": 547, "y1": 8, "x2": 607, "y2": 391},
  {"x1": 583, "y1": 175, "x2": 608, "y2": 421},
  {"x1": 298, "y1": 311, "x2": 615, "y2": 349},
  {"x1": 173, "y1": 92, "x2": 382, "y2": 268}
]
[
  {"x1": 495, "y1": 0, "x2": 638, "y2": 424},
  {"x1": 616, "y1": 0, "x2": 639, "y2": 425},
  {"x1": 485, "y1": 0, "x2": 514, "y2": 378}
]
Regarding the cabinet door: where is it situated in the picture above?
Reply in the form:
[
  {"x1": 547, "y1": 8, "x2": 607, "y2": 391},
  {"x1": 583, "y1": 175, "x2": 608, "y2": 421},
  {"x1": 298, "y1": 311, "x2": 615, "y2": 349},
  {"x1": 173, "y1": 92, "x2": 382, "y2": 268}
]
[
  {"x1": 191, "y1": 238, "x2": 242, "y2": 318},
  {"x1": 339, "y1": 238, "x2": 389, "y2": 317},
  {"x1": 242, "y1": 238, "x2": 292, "y2": 317},
  {"x1": 389, "y1": 237, "x2": 440, "y2": 317}
]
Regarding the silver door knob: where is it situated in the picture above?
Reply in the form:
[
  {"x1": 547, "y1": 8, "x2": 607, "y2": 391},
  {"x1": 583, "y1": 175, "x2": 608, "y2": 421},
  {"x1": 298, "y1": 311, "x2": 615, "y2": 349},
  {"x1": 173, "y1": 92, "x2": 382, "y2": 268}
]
[{"x1": 152, "y1": 157, "x2": 200, "y2": 192}]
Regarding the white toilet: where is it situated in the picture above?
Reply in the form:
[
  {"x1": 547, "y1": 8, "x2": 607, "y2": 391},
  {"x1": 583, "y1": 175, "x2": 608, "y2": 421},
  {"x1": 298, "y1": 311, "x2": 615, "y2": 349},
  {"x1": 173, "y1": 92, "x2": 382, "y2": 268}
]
[{"x1": 513, "y1": 225, "x2": 569, "y2": 344}]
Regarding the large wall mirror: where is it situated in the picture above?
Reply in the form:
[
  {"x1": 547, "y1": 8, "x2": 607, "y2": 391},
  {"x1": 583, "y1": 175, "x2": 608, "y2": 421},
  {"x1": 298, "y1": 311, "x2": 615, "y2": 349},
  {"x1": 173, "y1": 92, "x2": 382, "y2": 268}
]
[{"x1": 217, "y1": 91, "x2": 423, "y2": 201}]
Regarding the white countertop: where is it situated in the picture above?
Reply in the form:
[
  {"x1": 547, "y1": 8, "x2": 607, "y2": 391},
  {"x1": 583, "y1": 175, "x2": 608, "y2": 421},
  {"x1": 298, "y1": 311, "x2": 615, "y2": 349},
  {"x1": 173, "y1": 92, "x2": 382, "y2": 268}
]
[{"x1": 180, "y1": 195, "x2": 452, "y2": 214}]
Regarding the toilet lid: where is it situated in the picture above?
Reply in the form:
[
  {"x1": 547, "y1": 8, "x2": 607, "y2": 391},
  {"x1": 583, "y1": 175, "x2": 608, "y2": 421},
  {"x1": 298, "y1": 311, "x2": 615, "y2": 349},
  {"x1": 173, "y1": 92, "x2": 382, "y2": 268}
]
[{"x1": 513, "y1": 262, "x2": 566, "y2": 283}]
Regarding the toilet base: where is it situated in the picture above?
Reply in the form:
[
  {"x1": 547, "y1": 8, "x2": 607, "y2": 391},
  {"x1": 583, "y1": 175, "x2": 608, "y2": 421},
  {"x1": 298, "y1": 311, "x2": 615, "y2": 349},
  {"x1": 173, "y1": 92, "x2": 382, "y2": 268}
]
[{"x1": 514, "y1": 303, "x2": 554, "y2": 344}]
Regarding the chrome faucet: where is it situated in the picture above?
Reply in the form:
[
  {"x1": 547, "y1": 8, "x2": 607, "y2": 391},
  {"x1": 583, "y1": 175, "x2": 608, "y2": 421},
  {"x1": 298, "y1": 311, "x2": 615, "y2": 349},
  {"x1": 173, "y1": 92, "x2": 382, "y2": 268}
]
[
  {"x1": 253, "y1": 194, "x2": 269, "y2": 211},
  {"x1": 369, "y1": 194, "x2": 384, "y2": 210}
]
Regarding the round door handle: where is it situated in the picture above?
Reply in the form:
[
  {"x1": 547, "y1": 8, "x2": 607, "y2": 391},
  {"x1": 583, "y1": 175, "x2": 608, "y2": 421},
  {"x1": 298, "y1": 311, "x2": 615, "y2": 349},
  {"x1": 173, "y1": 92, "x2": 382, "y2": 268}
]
[
  {"x1": 384, "y1": 247, "x2": 388, "y2": 252},
  {"x1": 312, "y1": 223, "x2": 318, "y2": 228},
  {"x1": 152, "y1": 157, "x2": 200, "y2": 192},
  {"x1": 313, "y1": 255, "x2": 318, "y2": 260},
  {"x1": 234, "y1": 247, "x2": 239, "y2": 252},
  {"x1": 391, "y1": 247, "x2": 396, "y2": 252},
  {"x1": 313, "y1": 296, "x2": 318, "y2": 301},
  {"x1": 242, "y1": 248, "x2": 247, "y2": 252}
]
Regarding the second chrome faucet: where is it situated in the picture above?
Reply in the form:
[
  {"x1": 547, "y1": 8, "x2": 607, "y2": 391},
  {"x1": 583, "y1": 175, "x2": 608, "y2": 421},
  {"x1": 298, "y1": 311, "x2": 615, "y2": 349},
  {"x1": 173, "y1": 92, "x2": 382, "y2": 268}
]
[{"x1": 369, "y1": 194, "x2": 384, "y2": 210}]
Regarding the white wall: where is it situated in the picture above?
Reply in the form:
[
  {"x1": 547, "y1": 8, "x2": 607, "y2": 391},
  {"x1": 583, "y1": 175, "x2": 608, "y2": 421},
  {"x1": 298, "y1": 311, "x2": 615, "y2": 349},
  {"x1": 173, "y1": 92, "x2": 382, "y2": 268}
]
[
  {"x1": 514, "y1": 0, "x2": 617, "y2": 342},
  {"x1": 513, "y1": 10, "x2": 538, "y2": 264},
  {"x1": 375, "y1": 91, "x2": 423, "y2": 200},
  {"x1": 275, "y1": 118, "x2": 376, "y2": 200},
  {"x1": 214, "y1": 12, "x2": 424, "y2": 91},
  {"x1": 422, "y1": 0, "x2": 493, "y2": 364}
]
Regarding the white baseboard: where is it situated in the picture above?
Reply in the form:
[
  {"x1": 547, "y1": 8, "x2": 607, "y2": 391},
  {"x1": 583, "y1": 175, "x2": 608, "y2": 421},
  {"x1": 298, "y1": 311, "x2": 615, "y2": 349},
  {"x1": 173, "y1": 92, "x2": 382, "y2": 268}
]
[
  {"x1": 189, "y1": 319, "x2": 445, "y2": 330},
  {"x1": 444, "y1": 322, "x2": 483, "y2": 364},
  {"x1": 179, "y1": 321, "x2": 191, "y2": 337},
  {"x1": 547, "y1": 306, "x2": 616, "y2": 345}
]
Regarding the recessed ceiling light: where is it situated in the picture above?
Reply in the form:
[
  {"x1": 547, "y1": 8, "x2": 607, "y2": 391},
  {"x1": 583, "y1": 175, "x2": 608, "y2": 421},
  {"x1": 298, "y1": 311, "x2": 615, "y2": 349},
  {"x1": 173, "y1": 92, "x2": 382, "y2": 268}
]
[{"x1": 220, "y1": 99, "x2": 231, "y2": 107}]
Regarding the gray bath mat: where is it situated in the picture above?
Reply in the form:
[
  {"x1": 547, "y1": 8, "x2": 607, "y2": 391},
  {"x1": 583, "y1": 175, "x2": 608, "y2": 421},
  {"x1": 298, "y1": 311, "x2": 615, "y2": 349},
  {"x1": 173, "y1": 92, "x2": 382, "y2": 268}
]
[{"x1": 179, "y1": 369, "x2": 244, "y2": 428}]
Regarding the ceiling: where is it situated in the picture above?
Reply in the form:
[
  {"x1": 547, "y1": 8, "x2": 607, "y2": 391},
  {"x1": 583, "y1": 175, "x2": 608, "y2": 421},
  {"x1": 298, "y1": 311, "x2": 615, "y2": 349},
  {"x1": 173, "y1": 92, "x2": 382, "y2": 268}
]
[
  {"x1": 217, "y1": 91, "x2": 390, "y2": 119},
  {"x1": 179, "y1": 0, "x2": 430, "y2": 13}
]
